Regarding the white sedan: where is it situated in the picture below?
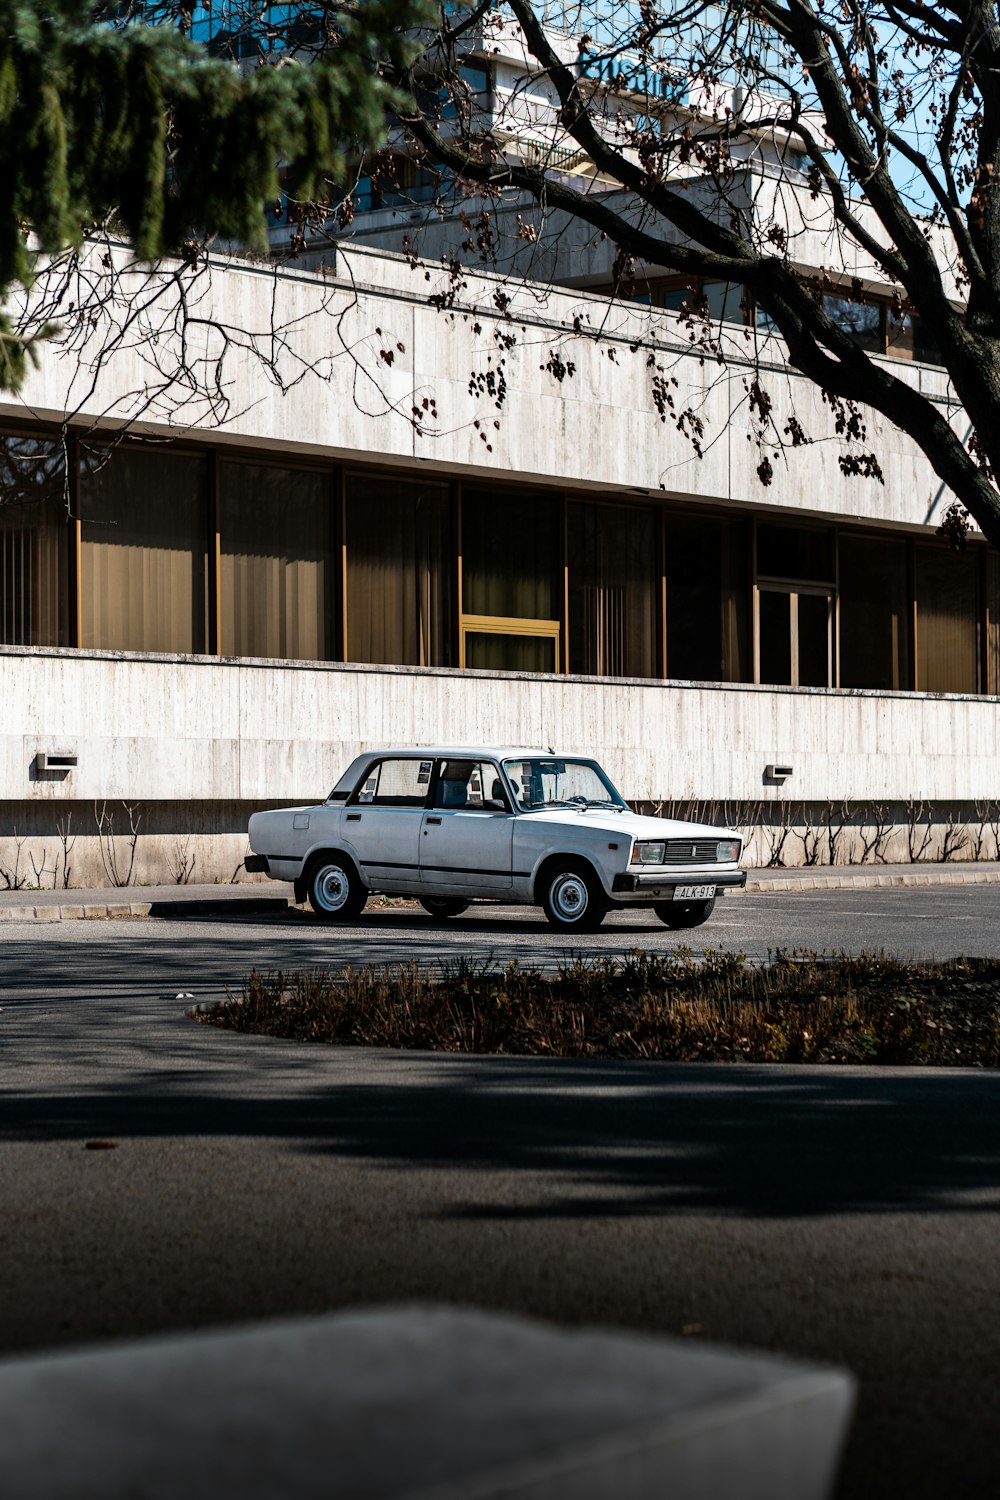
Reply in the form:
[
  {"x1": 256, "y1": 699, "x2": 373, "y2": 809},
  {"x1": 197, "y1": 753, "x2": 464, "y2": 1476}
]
[{"x1": 245, "y1": 748, "x2": 746, "y2": 933}]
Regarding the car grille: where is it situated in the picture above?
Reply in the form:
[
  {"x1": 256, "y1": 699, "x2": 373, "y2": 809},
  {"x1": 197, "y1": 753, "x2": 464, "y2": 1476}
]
[{"x1": 664, "y1": 839, "x2": 722, "y2": 864}]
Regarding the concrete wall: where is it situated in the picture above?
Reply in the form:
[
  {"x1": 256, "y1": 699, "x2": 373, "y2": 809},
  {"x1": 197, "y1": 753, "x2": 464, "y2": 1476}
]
[
  {"x1": 4, "y1": 646, "x2": 998, "y2": 806},
  {"x1": 2, "y1": 242, "x2": 964, "y2": 535},
  {"x1": 1, "y1": 645, "x2": 997, "y2": 884}
]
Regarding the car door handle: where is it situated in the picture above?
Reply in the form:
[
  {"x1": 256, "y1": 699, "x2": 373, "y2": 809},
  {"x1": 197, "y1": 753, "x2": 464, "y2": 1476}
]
[
  {"x1": 346, "y1": 813, "x2": 361, "y2": 822},
  {"x1": 426, "y1": 816, "x2": 442, "y2": 825}
]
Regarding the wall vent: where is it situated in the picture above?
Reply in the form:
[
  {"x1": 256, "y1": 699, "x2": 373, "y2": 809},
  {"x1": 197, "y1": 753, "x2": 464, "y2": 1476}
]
[{"x1": 35, "y1": 750, "x2": 78, "y2": 773}]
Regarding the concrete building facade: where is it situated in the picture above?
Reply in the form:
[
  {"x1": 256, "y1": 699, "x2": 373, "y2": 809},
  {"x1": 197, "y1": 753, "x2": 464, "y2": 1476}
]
[{"x1": 1, "y1": 240, "x2": 997, "y2": 886}]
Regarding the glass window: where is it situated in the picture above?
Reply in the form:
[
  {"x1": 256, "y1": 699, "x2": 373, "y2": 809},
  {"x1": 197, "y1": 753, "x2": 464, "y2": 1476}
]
[
  {"x1": 462, "y1": 487, "x2": 559, "y2": 621},
  {"x1": 464, "y1": 630, "x2": 558, "y2": 672},
  {"x1": 665, "y1": 514, "x2": 749, "y2": 681},
  {"x1": 839, "y1": 533, "x2": 909, "y2": 689},
  {"x1": 653, "y1": 279, "x2": 743, "y2": 322},
  {"x1": 989, "y1": 552, "x2": 1000, "y2": 695},
  {"x1": 822, "y1": 294, "x2": 883, "y2": 352},
  {"x1": 913, "y1": 317, "x2": 944, "y2": 366},
  {"x1": 568, "y1": 501, "x2": 657, "y2": 677},
  {"x1": 660, "y1": 281, "x2": 696, "y2": 312},
  {"x1": 346, "y1": 475, "x2": 451, "y2": 667},
  {"x1": 358, "y1": 152, "x2": 448, "y2": 210},
  {"x1": 798, "y1": 593, "x2": 831, "y2": 687},
  {"x1": 436, "y1": 62, "x2": 491, "y2": 122},
  {"x1": 220, "y1": 461, "x2": 333, "y2": 661},
  {"x1": 461, "y1": 486, "x2": 559, "y2": 673},
  {"x1": 353, "y1": 757, "x2": 431, "y2": 807},
  {"x1": 758, "y1": 588, "x2": 831, "y2": 687},
  {"x1": 80, "y1": 445, "x2": 208, "y2": 653},
  {"x1": 701, "y1": 281, "x2": 745, "y2": 324},
  {"x1": 915, "y1": 545, "x2": 980, "y2": 693},
  {"x1": 434, "y1": 759, "x2": 507, "y2": 810},
  {"x1": 0, "y1": 433, "x2": 68, "y2": 647},
  {"x1": 757, "y1": 522, "x2": 834, "y2": 582},
  {"x1": 886, "y1": 310, "x2": 944, "y2": 366},
  {"x1": 502, "y1": 757, "x2": 626, "y2": 811},
  {"x1": 759, "y1": 590, "x2": 792, "y2": 685},
  {"x1": 886, "y1": 309, "x2": 915, "y2": 361}
]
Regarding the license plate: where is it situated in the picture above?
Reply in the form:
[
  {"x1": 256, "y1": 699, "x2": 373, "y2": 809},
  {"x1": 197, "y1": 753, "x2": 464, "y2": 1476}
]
[{"x1": 674, "y1": 884, "x2": 715, "y2": 900}]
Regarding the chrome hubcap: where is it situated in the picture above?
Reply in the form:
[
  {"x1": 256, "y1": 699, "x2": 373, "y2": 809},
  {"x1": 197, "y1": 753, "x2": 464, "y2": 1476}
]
[
  {"x1": 316, "y1": 866, "x2": 350, "y2": 911},
  {"x1": 551, "y1": 872, "x2": 588, "y2": 921}
]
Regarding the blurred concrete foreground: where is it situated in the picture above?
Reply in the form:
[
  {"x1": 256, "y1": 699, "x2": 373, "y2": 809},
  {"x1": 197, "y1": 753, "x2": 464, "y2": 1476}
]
[{"x1": 0, "y1": 1305, "x2": 852, "y2": 1500}]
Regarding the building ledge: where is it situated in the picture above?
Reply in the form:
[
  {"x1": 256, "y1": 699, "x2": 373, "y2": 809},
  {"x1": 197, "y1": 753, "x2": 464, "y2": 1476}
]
[{"x1": 0, "y1": 643, "x2": 997, "y2": 705}]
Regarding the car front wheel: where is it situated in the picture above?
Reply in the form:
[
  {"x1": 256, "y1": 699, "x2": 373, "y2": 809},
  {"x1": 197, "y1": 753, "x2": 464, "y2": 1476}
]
[
  {"x1": 419, "y1": 897, "x2": 470, "y2": 920},
  {"x1": 540, "y1": 862, "x2": 607, "y2": 932},
  {"x1": 306, "y1": 855, "x2": 367, "y2": 920},
  {"x1": 654, "y1": 897, "x2": 716, "y2": 929}
]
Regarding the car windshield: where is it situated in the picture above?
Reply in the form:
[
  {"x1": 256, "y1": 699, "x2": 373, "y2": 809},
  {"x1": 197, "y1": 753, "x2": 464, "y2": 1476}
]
[{"x1": 502, "y1": 758, "x2": 627, "y2": 812}]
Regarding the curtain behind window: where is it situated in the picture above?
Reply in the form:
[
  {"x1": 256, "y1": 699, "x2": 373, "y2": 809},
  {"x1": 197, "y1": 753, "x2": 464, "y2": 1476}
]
[
  {"x1": 462, "y1": 487, "x2": 558, "y2": 621},
  {"x1": 989, "y1": 552, "x2": 1000, "y2": 695},
  {"x1": 0, "y1": 434, "x2": 68, "y2": 647},
  {"x1": 665, "y1": 513, "x2": 749, "y2": 681},
  {"x1": 568, "y1": 501, "x2": 657, "y2": 677},
  {"x1": 915, "y1": 545, "x2": 979, "y2": 693},
  {"x1": 346, "y1": 474, "x2": 451, "y2": 666},
  {"x1": 839, "y1": 533, "x2": 909, "y2": 690},
  {"x1": 464, "y1": 632, "x2": 555, "y2": 672},
  {"x1": 220, "y1": 462, "x2": 332, "y2": 661},
  {"x1": 81, "y1": 446, "x2": 208, "y2": 653}
]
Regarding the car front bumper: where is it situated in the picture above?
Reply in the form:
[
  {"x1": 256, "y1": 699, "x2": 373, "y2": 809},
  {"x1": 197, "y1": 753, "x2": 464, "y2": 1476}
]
[{"x1": 611, "y1": 869, "x2": 747, "y2": 901}]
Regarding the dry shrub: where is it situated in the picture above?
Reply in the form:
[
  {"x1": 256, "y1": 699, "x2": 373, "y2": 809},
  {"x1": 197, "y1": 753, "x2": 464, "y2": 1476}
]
[{"x1": 197, "y1": 950, "x2": 1000, "y2": 1068}]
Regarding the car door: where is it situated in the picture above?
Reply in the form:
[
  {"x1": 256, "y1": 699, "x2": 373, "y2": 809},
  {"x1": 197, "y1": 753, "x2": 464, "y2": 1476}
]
[
  {"x1": 346, "y1": 756, "x2": 431, "y2": 892},
  {"x1": 419, "y1": 759, "x2": 514, "y2": 894}
]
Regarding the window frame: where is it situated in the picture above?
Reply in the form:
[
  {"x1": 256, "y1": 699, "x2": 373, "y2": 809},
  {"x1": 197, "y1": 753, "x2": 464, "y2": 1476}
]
[{"x1": 347, "y1": 756, "x2": 435, "y2": 809}]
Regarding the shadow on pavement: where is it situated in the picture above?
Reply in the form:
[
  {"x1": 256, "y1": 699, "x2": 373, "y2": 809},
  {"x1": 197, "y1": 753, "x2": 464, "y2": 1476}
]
[{"x1": 3, "y1": 1053, "x2": 1000, "y2": 1222}]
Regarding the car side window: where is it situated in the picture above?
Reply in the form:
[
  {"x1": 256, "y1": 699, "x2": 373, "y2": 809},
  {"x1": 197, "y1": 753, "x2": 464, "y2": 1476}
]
[
  {"x1": 433, "y1": 760, "x2": 510, "y2": 812},
  {"x1": 353, "y1": 758, "x2": 432, "y2": 807}
]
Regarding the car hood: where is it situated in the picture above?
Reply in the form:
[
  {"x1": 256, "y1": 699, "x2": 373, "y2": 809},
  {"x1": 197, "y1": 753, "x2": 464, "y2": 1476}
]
[{"x1": 522, "y1": 809, "x2": 738, "y2": 842}]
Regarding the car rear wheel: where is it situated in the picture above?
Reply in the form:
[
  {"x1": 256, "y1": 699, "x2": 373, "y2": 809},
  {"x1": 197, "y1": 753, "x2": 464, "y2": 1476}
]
[
  {"x1": 306, "y1": 855, "x2": 367, "y2": 920},
  {"x1": 419, "y1": 897, "x2": 470, "y2": 920},
  {"x1": 654, "y1": 897, "x2": 716, "y2": 929},
  {"x1": 540, "y1": 862, "x2": 607, "y2": 932}
]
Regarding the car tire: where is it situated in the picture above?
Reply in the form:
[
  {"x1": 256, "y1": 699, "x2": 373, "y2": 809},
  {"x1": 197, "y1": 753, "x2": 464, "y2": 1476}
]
[
  {"x1": 540, "y1": 861, "x2": 607, "y2": 932},
  {"x1": 419, "y1": 897, "x2": 470, "y2": 920},
  {"x1": 306, "y1": 854, "x2": 368, "y2": 920},
  {"x1": 654, "y1": 897, "x2": 716, "y2": 929}
]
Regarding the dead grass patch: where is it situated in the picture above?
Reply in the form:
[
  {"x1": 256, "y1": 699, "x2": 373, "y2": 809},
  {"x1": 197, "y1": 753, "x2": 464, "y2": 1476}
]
[{"x1": 194, "y1": 949, "x2": 1000, "y2": 1066}]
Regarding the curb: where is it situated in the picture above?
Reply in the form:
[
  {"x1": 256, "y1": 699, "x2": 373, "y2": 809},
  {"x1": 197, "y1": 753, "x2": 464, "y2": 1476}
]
[
  {"x1": 0, "y1": 896, "x2": 292, "y2": 924},
  {"x1": 740, "y1": 868, "x2": 1000, "y2": 895}
]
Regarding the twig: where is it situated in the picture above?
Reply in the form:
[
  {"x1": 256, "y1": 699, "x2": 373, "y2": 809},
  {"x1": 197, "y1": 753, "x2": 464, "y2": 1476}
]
[{"x1": 94, "y1": 801, "x2": 142, "y2": 888}]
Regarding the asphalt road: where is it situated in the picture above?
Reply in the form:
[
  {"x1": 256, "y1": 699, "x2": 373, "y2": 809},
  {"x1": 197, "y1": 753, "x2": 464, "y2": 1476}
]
[
  {"x1": 2, "y1": 882, "x2": 1000, "y2": 1006},
  {"x1": 1, "y1": 884, "x2": 1000, "y2": 1499}
]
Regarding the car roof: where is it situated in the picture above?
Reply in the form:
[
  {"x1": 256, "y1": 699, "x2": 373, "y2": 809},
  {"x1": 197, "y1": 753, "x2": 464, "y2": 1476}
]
[
  {"x1": 355, "y1": 747, "x2": 555, "y2": 759},
  {"x1": 328, "y1": 748, "x2": 594, "y2": 798}
]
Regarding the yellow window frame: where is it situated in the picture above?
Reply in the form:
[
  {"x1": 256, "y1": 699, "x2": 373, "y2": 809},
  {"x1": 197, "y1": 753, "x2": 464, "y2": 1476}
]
[{"x1": 459, "y1": 613, "x2": 561, "y2": 671}]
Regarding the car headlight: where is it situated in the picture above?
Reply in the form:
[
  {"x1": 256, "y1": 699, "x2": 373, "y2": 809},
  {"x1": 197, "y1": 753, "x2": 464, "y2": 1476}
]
[
  {"x1": 630, "y1": 840, "x2": 666, "y2": 864},
  {"x1": 717, "y1": 838, "x2": 742, "y2": 863}
]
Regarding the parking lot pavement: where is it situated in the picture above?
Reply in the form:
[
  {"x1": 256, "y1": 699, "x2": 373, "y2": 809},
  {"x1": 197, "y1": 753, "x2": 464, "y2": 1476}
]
[
  {"x1": 1, "y1": 861, "x2": 999, "y2": 924},
  {"x1": 0, "y1": 885, "x2": 998, "y2": 1016},
  {"x1": 1, "y1": 879, "x2": 999, "y2": 1499},
  {"x1": 0, "y1": 961, "x2": 999, "y2": 1498}
]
